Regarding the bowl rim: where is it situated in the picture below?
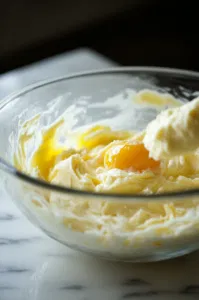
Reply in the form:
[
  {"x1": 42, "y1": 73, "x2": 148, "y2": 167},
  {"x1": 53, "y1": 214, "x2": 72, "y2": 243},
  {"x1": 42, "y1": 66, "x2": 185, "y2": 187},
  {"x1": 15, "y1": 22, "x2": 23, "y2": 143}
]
[{"x1": 2, "y1": 65, "x2": 199, "y2": 200}]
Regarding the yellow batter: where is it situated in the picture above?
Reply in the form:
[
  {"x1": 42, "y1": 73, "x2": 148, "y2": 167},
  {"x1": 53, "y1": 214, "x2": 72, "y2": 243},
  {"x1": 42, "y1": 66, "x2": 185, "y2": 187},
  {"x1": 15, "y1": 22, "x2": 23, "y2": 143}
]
[{"x1": 14, "y1": 90, "x2": 199, "y2": 195}]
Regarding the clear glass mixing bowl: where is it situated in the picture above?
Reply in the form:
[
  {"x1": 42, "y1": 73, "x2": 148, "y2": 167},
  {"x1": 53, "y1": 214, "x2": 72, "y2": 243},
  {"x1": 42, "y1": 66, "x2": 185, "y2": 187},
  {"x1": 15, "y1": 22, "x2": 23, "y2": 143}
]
[{"x1": 1, "y1": 67, "x2": 199, "y2": 262}]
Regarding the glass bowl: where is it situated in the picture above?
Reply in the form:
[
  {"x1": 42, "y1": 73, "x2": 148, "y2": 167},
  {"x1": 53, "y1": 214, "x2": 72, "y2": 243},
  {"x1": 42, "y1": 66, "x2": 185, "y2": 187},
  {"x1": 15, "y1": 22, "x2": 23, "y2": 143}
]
[{"x1": 1, "y1": 67, "x2": 199, "y2": 262}]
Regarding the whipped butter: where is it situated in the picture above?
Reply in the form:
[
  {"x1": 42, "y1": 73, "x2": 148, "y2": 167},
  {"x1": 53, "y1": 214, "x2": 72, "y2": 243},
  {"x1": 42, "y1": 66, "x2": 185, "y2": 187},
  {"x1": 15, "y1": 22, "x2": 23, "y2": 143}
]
[{"x1": 144, "y1": 97, "x2": 199, "y2": 160}]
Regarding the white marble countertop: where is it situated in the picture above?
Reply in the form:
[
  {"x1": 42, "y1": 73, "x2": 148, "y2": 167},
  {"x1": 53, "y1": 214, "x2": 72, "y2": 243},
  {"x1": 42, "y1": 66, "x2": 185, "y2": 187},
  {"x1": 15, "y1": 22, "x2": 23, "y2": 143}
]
[{"x1": 1, "y1": 49, "x2": 199, "y2": 300}]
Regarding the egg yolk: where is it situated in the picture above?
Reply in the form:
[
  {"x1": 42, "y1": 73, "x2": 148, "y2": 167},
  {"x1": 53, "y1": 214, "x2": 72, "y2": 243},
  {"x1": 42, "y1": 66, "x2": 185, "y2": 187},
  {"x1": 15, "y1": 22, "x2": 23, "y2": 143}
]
[{"x1": 104, "y1": 143, "x2": 160, "y2": 172}]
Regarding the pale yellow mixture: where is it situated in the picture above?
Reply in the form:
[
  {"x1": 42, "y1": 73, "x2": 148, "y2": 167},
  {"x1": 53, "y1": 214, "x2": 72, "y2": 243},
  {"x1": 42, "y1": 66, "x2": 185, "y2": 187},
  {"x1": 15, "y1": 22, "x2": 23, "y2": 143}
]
[
  {"x1": 15, "y1": 90, "x2": 199, "y2": 195},
  {"x1": 13, "y1": 90, "x2": 199, "y2": 250}
]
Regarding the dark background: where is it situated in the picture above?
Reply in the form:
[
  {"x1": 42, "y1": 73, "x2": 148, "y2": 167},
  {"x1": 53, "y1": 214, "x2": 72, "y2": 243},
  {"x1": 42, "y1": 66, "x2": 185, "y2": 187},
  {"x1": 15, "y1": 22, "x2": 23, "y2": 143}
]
[{"x1": 1, "y1": 0, "x2": 198, "y2": 74}]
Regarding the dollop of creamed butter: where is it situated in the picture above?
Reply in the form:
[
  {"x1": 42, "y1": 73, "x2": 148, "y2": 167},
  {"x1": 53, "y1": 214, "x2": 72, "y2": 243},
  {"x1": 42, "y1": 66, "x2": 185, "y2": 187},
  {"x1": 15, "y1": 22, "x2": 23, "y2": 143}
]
[{"x1": 144, "y1": 97, "x2": 199, "y2": 160}]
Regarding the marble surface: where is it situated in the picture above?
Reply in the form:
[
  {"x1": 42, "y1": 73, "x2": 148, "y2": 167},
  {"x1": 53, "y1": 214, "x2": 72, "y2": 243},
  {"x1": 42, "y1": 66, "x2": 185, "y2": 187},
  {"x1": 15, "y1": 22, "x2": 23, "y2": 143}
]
[
  {"x1": 2, "y1": 188, "x2": 199, "y2": 300},
  {"x1": 0, "y1": 48, "x2": 113, "y2": 100},
  {"x1": 1, "y1": 49, "x2": 199, "y2": 300}
]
